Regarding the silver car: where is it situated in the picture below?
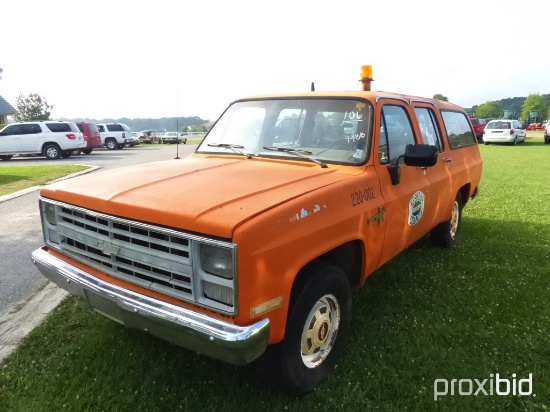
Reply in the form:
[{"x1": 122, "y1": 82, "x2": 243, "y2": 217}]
[{"x1": 483, "y1": 119, "x2": 526, "y2": 145}]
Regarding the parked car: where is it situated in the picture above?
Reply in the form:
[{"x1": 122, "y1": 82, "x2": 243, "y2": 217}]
[
  {"x1": 125, "y1": 132, "x2": 140, "y2": 148},
  {"x1": 483, "y1": 119, "x2": 526, "y2": 145},
  {"x1": 97, "y1": 123, "x2": 133, "y2": 149},
  {"x1": 545, "y1": 121, "x2": 550, "y2": 144},
  {"x1": 0, "y1": 121, "x2": 85, "y2": 160},
  {"x1": 75, "y1": 122, "x2": 101, "y2": 154},
  {"x1": 32, "y1": 65, "x2": 483, "y2": 395},
  {"x1": 469, "y1": 117, "x2": 485, "y2": 143},
  {"x1": 138, "y1": 130, "x2": 159, "y2": 144},
  {"x1": 160, "y1": 131, "x2": 187, "y2": 144}
]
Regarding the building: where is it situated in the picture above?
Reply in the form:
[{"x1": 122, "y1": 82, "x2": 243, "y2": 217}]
[{"x1": 0, "y1": 95, "x2": 17, "y2": 125}]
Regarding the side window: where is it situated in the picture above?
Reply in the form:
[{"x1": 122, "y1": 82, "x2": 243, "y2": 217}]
[
  {"x1": 441, "y1": 111, "x2": 476, "y2": 149},
  {"x1": 20, "y1": 124, "x2": 41, "y2": 134},
  {"x1": 414, "y1": 107, "x2": 442, "y2": 151},
  {"x1": 0, "y1": 125, "x2": 20, "y2": 135},
  {"x1": 379, "y1": 105, "x2": 415, "y2": 164},
  {"x1": 107, "y1": 124, "x2": 124, "y2": 132},
  {"x1": 46, "y1": 123, "x2": 71, "y2": 132},
  {"x1": 97, "y1": 125, "x2": 105, "y2": 132}
]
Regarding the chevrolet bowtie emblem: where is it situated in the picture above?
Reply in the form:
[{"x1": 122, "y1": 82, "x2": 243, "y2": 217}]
[{"x1": 97, "y1": 240, "x2": 120, "y2": 256}]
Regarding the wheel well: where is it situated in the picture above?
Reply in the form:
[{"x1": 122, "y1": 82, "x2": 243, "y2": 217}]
[
  {"x1": 458, "y1": 184, "x2": 471, "y2": 208},
  {"x1": 290, "y1": 241, "x2": 363, "y2": 304},
  {"x1": 42, "y1": 142, "x2": 61, "y2": 152}
]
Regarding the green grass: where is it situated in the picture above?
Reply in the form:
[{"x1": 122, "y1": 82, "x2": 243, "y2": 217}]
[
  {"x1": 1, "y1": 139, "x2": 549, "y2": 411},
  {"x1": 0, "y1": 165, "x2": 89, "y2": 196}
]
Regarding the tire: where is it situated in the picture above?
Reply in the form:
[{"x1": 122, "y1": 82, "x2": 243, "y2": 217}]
[
  {"x1": 261, "y1": 262, "x2": 351, "y2": 396},
  {"x1": 430, "y1": 193, "x2": 463, "y2": 248},
  {"x1": 105, "y1": 138, "x2": 118, "y2": 150},
  {"x1": 43, "y1": 143, "x2": 61, "y2": 160},
  {"x1": 82, "y1": 148, "x2": 93, "y2": 155},
  {"x1": 117, "y1": 144, "x2": 125, "y2": 149},
  {"x1": 0, "y1": 155, "x2": 13, "y2": 161},
  {"x1": 61, "y1": 151, "x2": 72, "y2": 159}
]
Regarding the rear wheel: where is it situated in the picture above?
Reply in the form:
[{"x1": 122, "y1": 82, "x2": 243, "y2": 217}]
[
  {"x1": 260, "y1": 262, "x2": 351, "y2": 396},
  {"x1": 43, "y1": 143, "x2": 61, "y2": 160},
  {"x1": 105, "y1": 138, "x2": 117, "y2": 150},
  {"x1": 430, "y1": 193, "x2": 463, "y2": 248},
  {"x1": 82, "y1": 148, "x2": 93, "y2": 155}
]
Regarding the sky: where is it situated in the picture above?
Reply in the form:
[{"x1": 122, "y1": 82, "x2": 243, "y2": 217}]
[{"x1": 1, "y1": 0, "x2": 549, "y2": 123}]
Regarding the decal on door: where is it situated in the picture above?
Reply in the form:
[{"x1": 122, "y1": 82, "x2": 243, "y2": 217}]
[{"x1": 408, "y1": 191, "x2": 425, "y2": 226}]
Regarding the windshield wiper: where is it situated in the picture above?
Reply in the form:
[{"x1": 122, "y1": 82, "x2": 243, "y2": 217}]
[
  {"x1": 262, "y1": 146, "x2": 327, "y2": 168},
  {"x1": 207, "y1": 143, "x2": 253, "y2": 158}
]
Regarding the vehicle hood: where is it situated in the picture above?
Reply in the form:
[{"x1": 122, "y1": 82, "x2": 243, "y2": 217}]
[{"x1": 41, "y1": 155, "x2": 355, "y2": 238}]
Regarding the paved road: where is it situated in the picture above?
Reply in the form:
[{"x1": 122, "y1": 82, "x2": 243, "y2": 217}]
[{"x1": 0, "y1": 143, "x2": 197, "y2": 318}]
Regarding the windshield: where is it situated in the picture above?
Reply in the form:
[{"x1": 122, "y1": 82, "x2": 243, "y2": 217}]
[{"x1": 197, "y1": 98, "x2": 373, "y2": 165}]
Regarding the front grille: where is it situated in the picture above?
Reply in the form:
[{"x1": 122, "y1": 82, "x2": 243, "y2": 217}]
[{"x1": 48, "y1": 202, "x2": 195, "y2": 302}]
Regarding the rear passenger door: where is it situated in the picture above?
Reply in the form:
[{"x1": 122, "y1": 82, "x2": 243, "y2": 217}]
[
  {"x1": 18, "y1": 123, "x2": 43, "y2": 153},
  {"x1": 412, "y1": 104, "x2": 453, "y2": 226},
  {"x1": 375, "y1": 101, "x2": 432, "y2": 264},
  {"x1": 439, "y1": 110, "x2": 480, "y2": 207}
]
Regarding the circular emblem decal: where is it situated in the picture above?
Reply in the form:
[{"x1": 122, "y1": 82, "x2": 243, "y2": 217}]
[{"x1": 408, "y1": 191, "x2": 425, "y2": 226}]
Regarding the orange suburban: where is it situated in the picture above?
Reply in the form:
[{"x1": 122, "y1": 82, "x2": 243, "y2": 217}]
[{"x1": 32, "y1": 68, "x2": 482, "y2": 395}]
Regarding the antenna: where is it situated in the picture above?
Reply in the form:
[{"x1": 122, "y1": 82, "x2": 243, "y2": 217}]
[
  {"x1": 175, "y1": 92, "x2": 180, "y2": 159},
  {"x1": 311, "y1": 82, "x2": 315, "y2": 92}
]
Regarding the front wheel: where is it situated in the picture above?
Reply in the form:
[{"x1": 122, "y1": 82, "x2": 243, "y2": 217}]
[
  {"x1": 430, "y1": 193, "x2": 463, "y2": 248},
  {"x1": 261, "y1": 262, "x2": 351, "y2": 396},
  {"x1": 61, "y1": 151, "x2": 72, "y2": 159},
  {"x1": 82, "y1": 148, "x2": 93, "y2": 155}
]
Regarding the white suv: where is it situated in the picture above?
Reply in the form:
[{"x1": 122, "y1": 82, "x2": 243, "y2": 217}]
[
  {"x1": 0, "y1": 121, "x2": 85, "y2": 160},
  {"x1": 544, "y1": 121, "x2": 550, "y2": 144},
  {"x1": 97, "y1": 123, "x2": 133, "y2": 150}
]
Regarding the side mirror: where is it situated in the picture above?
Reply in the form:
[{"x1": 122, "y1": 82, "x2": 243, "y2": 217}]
[{"x1": 403, "y1": 144, "x2": 438, "y2": 167}]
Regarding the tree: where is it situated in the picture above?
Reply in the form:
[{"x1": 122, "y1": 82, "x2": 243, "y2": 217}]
[
  {"x1": 13, "y1": 92, "x2": 53, "y2": 121},
  {"x1": 433, "y1": 94, "x2": 448, "y2": 101},
  {"x1": 187, "y1": 125, "x2": 208, "y2": 133},
  {"x1": 476, "y1": 101, "x2": 502, "y2": 119},
  {"x1": 520, "y1": 93, "x2": 548, "y2": 123}
]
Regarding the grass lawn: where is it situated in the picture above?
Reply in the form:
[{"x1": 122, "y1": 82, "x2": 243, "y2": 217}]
[
  {"x1": 0, "y1": 139, "x2": 548, "y2": 411},
  {"x1": 0, "y1": 165, "x2": 90, "y2": 196}
]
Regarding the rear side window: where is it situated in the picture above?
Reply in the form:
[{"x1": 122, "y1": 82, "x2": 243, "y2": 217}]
[
  {"x1": 46, "y1": 123, "x2": 71, "y2": 132},
  {"x1": 106, "y1": 124, "x2": 124, "y2": 132},
  {"x1": 441, "y1": 111, "x2": 476, "y2": 149},
  {"x1": 87, "y1": 123, "x2": 99, "y2": 133},
  {"x1": 414, "y1": 107, "x2": 442, "y2": 151}
]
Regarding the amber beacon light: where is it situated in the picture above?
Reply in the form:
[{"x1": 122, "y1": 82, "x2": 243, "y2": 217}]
[{"x1": 360, "y1": 65, "x2": 374, "y2": 91}]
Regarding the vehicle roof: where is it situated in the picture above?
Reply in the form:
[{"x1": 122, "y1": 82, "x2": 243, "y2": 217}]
[{"x1": 233, "y1": 90, "x2": 464, "y2": 110}]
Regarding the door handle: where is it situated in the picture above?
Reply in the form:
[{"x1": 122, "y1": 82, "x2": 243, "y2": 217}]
[{"x1": 443, "y1": 157, "x2": 452, "y2": 162}]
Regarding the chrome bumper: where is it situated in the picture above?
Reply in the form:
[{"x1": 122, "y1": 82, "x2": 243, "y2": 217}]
[{"x1": 31, "y1": 247, "x2": 270, "y2": 365}]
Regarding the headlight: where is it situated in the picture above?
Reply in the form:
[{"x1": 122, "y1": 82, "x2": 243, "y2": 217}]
[
  {"x1": 45, "y1": 203, "x2": 57, "y2": 226},
  {"x1": 200, "y1": 244, "x2": 234, "y2": 279}
]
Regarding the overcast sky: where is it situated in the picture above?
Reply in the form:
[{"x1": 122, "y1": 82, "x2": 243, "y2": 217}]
[{"x1": 1, "y1": 0, "x2": 548, "y2": 122}]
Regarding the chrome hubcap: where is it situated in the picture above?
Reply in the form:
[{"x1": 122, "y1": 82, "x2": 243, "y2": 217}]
[
  {"x1": 301, "y1": 294, "x2": 340, "y2": 368},
  {"x1": 449, "y1": 200, "x2": 459, "y2": 238}
]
